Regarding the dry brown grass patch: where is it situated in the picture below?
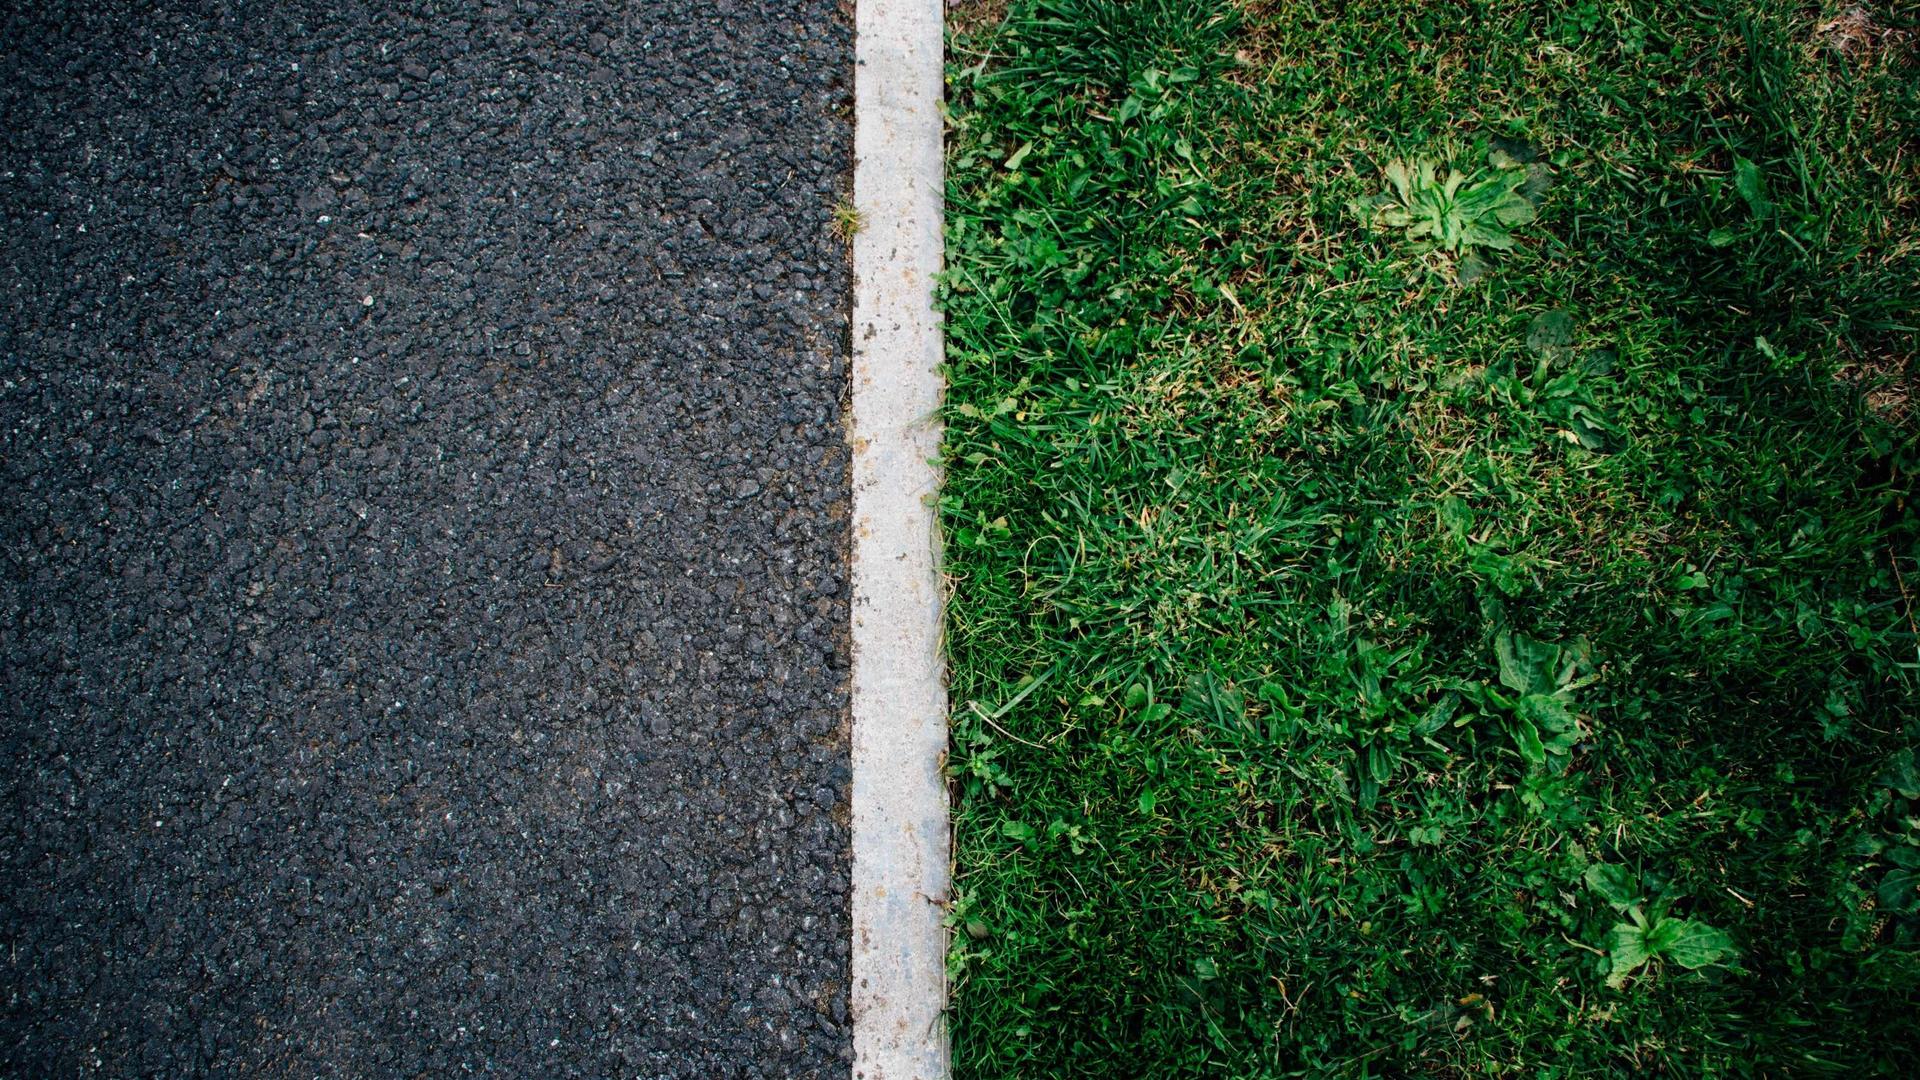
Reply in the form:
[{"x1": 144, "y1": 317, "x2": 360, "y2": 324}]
[
  {"x1": 948, "y1": 0, "x2": 1010, "y2": 40},
  {"x1": 1814, "y1": 5, "x2": 1913, "y2": 65}
]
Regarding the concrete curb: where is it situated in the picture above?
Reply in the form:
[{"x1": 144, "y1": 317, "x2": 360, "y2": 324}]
[{"x1": 847, "y1": 1, "x2": 948, "y2": 1078}]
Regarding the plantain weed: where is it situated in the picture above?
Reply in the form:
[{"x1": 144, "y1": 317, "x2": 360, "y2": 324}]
[{"x1": 1362, "y1": 147, "x2": 1542, "y2": 276}]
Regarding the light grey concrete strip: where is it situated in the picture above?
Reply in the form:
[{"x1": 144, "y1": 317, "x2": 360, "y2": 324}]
[{"x1": 848, "y1": 0, "x2": 948, "y2": 1077}]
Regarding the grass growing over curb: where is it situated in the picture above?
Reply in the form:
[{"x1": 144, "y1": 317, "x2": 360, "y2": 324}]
[{"x1": 939, "y1": 1, "x2": 1919, "y2": 1074}]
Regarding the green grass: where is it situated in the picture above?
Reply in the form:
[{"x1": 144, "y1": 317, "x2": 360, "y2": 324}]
[{"x1": 938, "y1": 0, "x2": 1919, "y2": 1074}]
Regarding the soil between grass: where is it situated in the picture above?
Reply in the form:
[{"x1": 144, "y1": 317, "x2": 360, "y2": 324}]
[
  {"x1": 1, "y1": 2, "x2": 854, "y2": 1075},
  {"x1": 940, "y1": 1, "x2": 1918, "y2": 1075}
]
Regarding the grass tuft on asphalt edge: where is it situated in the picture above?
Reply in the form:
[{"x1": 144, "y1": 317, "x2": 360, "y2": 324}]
[{"x1": 939, "y1": 1, "x2": 1919, "y2": 1074}]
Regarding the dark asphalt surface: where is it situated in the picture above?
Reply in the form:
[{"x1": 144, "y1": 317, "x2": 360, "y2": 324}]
[{"x1": 0, "y1": 2, "x2": 853, "y2": 1075}]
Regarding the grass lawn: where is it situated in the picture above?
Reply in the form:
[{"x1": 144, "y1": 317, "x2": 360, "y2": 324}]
[{"x1": 937, "y1": 0, "x2": 1918, "y2": 1074}]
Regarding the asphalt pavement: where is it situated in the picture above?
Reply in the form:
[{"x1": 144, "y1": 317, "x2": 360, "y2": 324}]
[{"x1": 0, "y1": 2, "x2": 854, "y2": 1075}]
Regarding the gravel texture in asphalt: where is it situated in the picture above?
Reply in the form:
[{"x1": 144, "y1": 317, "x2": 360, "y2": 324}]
[{"x1": 0, "y1": 2, "x2": 853, "y2": 1075}]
